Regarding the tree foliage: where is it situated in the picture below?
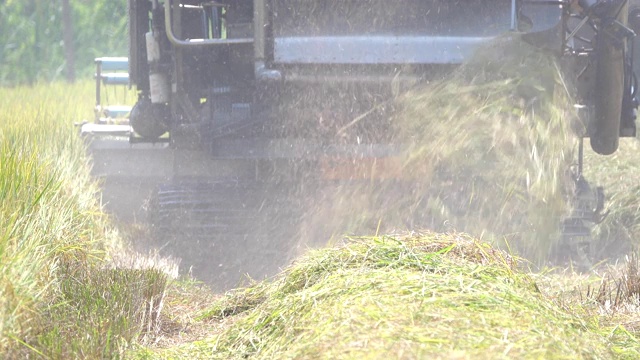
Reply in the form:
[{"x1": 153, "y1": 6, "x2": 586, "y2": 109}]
[{"x1": 0, "y1": 0, "x2": 129, "y2": 86}]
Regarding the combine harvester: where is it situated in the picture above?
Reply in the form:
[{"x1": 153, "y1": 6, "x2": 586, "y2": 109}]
[{"x1": 83, "y1": 0, "x2": 640, "y2": 287}]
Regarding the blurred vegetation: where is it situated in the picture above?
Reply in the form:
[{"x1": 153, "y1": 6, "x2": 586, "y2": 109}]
[
  {"x1": 0, "y1": 81, "x2": 170, "y2": 358},
  {"x1": 0, "y1": 0, "x2": 128, "y2": 86}
]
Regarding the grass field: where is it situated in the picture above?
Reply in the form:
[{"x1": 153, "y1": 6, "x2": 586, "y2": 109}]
[
  {"x1": 2, "y1": 40, "x2": 640, "y2": 358},
  {"x1": 0, "y1": 81, "x2": 169, "y2": 358}
]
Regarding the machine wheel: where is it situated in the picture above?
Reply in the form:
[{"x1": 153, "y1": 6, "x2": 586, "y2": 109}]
[{"x1": 130, "y1": 97, "x2": 170, "y2": 139}]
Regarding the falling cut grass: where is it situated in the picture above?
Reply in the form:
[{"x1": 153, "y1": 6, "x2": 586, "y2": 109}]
[
  {"x1": 392, "y1": 35, "x2": 578, "y2": 260},
  {"x1": 292, "y1": 35, "x2": 579, "y2": 263},
  {"x1": 133, "y1": 233, "x2": 639, "y2": 359},
  {"x1": 0, "y1": 81, "x2": 169, "y2": 358}
]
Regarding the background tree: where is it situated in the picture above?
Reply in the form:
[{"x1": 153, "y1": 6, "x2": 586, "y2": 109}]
[
  {"x1": 62, "y1": 0, "x2": 75, "y2": 82},
  {"x1": 0, "y1": 0, "x2": 129, "y2": 86}
]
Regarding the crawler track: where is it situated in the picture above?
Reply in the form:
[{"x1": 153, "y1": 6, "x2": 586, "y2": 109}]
[{"x1": 147, "y1": 180, "x2": 301, "y2": 290}]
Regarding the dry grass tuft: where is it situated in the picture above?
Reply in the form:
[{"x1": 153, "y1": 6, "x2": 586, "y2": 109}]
[
  {"x1": 584, "y1": 253, "x2": 640, "y2": 311},
  {"x1": 623, "y1": 253, "x2": 640, "y2": 301}
]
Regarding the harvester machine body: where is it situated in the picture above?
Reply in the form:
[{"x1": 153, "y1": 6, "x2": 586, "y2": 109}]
[
  {"x1": 82, "y1": 0, "x2": 640, "y2": 286},
  {"x1": 127, "y1": 0, "x2": 562, "y2": 147},
  {"x1": 95, "y1": 1, "x2": 563, "y2": 220}
]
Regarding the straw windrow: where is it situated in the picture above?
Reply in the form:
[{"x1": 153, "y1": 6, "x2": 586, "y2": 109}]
[{"x1": 134, "y1": 233, "x2": 639, "y2": 359}]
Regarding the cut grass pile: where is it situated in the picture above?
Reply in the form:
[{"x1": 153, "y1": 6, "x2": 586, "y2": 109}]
[
  {"x1": 132, "y1": 232, "x2": 640, "y2": 359},
  {"x1": 0, "y1": 81, "x2": 169, "y2": 358}
]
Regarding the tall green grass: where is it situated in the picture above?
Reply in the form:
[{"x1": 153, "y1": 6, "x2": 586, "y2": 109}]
[{"x1": 0, "y1": 81, "x2": 167, "y2": 358}]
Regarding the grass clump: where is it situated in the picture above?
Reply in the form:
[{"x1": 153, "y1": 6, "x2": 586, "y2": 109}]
[
  {"x1": 39, "y1": 266, "x2": 168, "y2": 357},
  {"x1": 133, "y1": 233, "x2": 639, "y2": 359},
  {"x1": 0, "y1": 81, "x2": 169, "y2": 358}
]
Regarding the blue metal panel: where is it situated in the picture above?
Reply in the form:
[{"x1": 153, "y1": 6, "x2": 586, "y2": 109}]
[
  {"x1": 101, "y1": 73, "x2": 130, "y2": 85},
  {"x1": 274, "y1": 36, "x2": 490, "y2": 65},
  {"x1": 104, "y1": 105, "x2": 132, "y2": 118},
  {"x1": 270, "y1": 0, "x2": 561, "y2": 66},
  {"x1": 96, "y1": 57, "x2": 129, "y2": 71}
]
